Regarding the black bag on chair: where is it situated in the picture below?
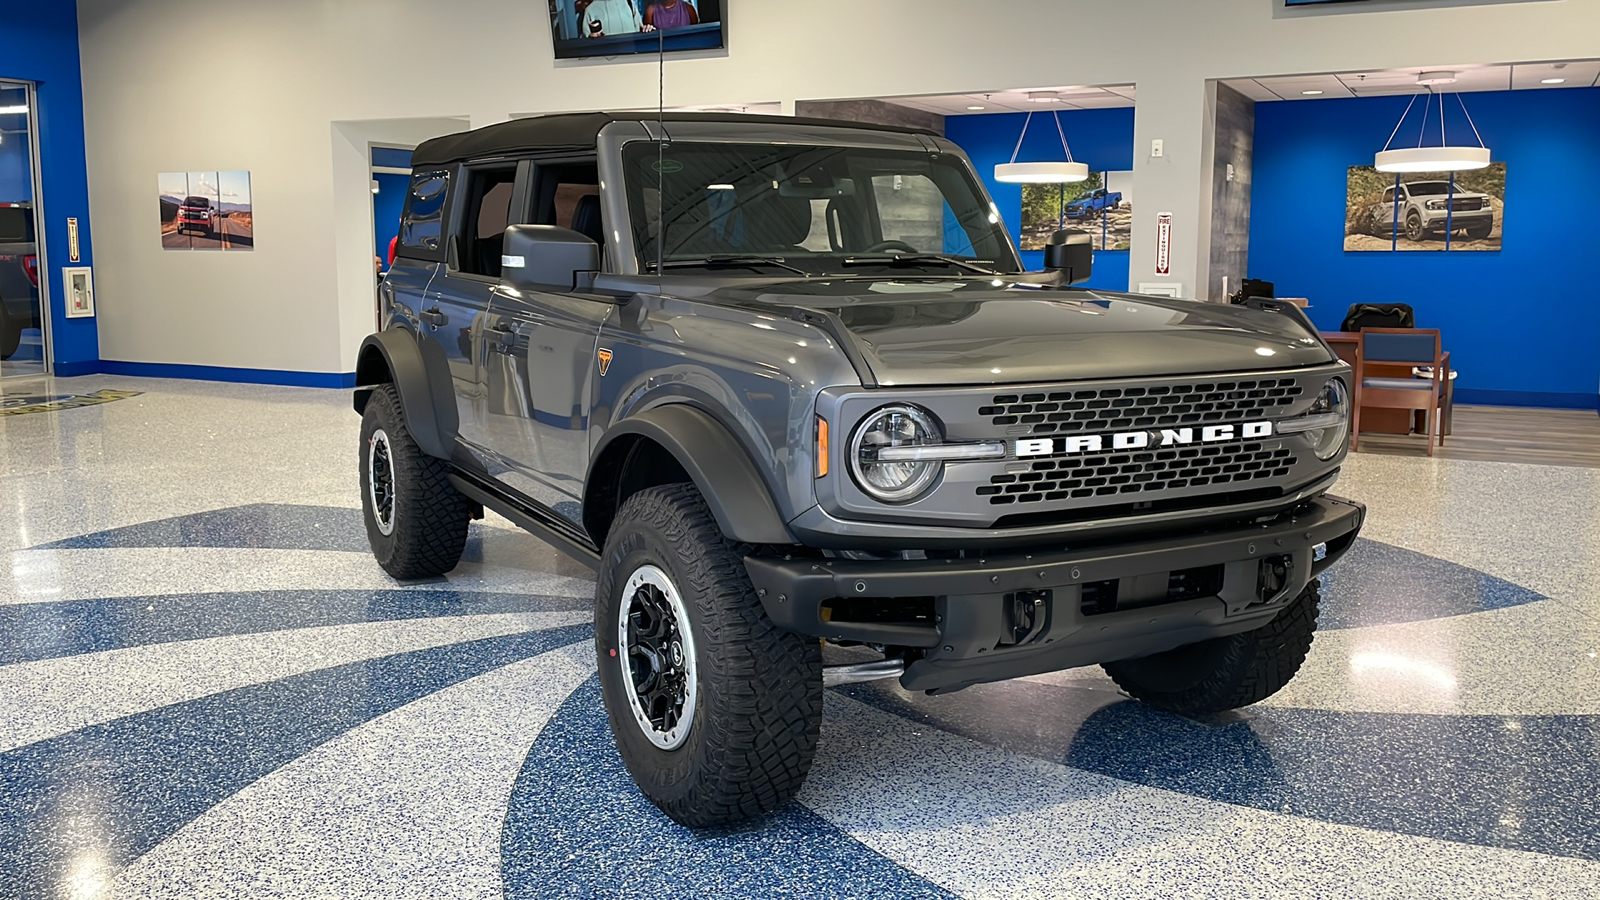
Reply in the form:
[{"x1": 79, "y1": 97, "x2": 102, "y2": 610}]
[{"x1": 1341, "y1": 303, "x2": 1416, "y2": 332}]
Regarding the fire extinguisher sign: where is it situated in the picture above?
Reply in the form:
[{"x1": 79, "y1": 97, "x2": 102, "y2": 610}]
[{"x1": 1155, "y1": 212, "x2": 1172, "y2": 276}]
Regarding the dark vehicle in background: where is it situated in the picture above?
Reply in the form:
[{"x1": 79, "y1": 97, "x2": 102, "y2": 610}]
[
  {"x1": 1065, "y1": 187, "x2": 1123, "y2": 220},
  {"x1": 0, "y1": 203, "x2": 40, "y2": 360},
  {"x1": 176, "y1": 196, "x2": 220, "y2": 237},
  {"x1": 353, "y1": 113, "x2": 1364, "y2": 829}
]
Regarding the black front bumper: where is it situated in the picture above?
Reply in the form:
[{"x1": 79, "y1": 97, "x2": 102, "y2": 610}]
[{"x1": 745, "y1": 495, "x2": 1364, "y2": 693}]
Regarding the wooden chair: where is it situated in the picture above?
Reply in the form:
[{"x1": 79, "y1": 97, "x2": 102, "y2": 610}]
[{"x1": 1352, "y1": 328, "x2": 1449, "y2": 456}]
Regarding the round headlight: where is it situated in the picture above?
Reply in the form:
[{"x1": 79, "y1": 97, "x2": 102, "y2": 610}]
[
  {"x1": 1306, "y1": 378, "x2": 1350, "y2": 460},
  {"x1": 849, "y1": 405, "x2": 942, "y2": 502}
]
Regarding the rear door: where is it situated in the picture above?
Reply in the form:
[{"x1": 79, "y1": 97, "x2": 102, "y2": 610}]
[{"x1": 478, "y1": 158, "x2": 615, "y2": 523}]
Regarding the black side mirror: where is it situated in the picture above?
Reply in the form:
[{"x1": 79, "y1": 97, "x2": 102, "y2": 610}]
[
  {"x1": 501, "y1": 224, "x2": 599, "y2": 291},
  {"x1": 1043, "y1": 228, "x2": 1093, "y2": 284}
]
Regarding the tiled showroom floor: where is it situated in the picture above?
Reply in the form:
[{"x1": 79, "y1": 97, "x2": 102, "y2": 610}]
[{"x1": 1, "y1": 375, "x2": 1598, "y2": 899}]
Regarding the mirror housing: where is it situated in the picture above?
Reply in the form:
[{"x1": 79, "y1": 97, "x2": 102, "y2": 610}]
[
  {"x1": 500, "y1": 225, "x2": 599, "y2": 291},
  {"x1": 1043, "y1": 228, "x2": 1093, "y2": 284}
]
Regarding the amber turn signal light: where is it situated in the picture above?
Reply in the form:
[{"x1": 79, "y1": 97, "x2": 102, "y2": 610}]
[{"x1": 815, "y1": 416, "x2": 829, "y2": 478}]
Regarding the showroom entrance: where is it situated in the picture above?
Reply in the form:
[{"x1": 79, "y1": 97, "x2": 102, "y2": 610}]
[{"x1": 0, "y1": 79, "x2": 46, "y2": 378}]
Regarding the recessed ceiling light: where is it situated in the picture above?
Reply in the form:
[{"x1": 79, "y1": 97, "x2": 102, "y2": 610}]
[
  {"x1": 967, "y1": 105, "x2": 985, "y2": 110},
  {"x1": 1026, "y1": 91, "x2": 1060, "y2": 103},
  {"x1": 1302, "y1": 90, "x2": 1324, "y2": 96},
  {"x1": 1416, "y1": 71, "x2": 1458, "y2": 86},
  {"x1": 1541, "y1": 78, "x2": 1566, "y2": 84}
]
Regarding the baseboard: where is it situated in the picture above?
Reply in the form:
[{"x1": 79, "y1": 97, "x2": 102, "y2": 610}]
[
  {"x1": 1452, "y1": 388, "x2": 1600, "y2": 412},
  {"x1": 93, "y1": 360, "x2": 357, "y2": 389},
  {"x1": 51, "y1": 360, "x2": 102, "y2": 378}
]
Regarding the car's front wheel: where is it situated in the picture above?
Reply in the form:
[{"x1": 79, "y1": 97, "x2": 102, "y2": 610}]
[
  {"x1": 1404, "y1": 211, "x2": 1427, "y2": 242},
  {"x1": 596, "y1": 483, "x2": 823, "y2": 828},
  {"x1": 358, "y1": 383, "x2": 471, "y2": 579},
  {"x1": 1102, "y1": 580, "x2": 1320, "y2": 716}
]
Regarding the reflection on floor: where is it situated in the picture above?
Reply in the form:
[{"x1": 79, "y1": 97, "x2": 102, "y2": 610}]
[
  {"x1": 2, "y1": 374, "x2": 1598, "y2": 898},
  {"x1": 1357, "y1": 403, "x2": 1600, "y2": 468}
]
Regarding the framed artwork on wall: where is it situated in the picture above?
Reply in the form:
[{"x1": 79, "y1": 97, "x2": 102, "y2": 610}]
[
  {"x1": 1020, "y1": 170, "x2": 1133, "y2": 251},
  {"x1": 1344, "y1": 163, "x2": 1505, "y2": 252},
  {"x1": 158, "y1": 171, "x2": 254, "y2": 251}
]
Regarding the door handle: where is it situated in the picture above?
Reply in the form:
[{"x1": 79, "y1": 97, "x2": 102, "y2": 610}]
[
  {"x1": 487, "y1": 324, "x2": 517, "y2": 347},
  {"x1": 420, "y1": 307, "x2": 448, "y2": 327}
]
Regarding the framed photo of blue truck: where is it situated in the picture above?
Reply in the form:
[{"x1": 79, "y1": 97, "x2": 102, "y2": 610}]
[
  {"x1": 1020, "y1": 170, "x2": 1133, "y2": 252},
  {"x1": 1343, "y1": 163, "x2": 1505, "y2": 252}
]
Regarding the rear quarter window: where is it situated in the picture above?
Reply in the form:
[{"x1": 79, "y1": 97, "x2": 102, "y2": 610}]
[
  {"x1": 0, "y1": 208, "x2": 32, "y2": 243},
  {"x1": 399, "y1": 170, "x2": 450, "y2": 256}
]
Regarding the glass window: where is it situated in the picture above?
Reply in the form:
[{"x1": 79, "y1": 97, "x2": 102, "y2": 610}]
[
  {"x1": 621, "y1": 141, "x2": 1017, "y2": 275},
  {"x1": 399, "y1": 170, "x2": 449, "y2": 253}
]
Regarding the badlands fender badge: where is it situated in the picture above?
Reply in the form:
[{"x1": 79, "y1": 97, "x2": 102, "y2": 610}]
[
  {"x1": 596, "y1": 348, "x2": 614, "y2": 376},
  {"x1": 1016, "y1": 422, "x2": 1273, "y2": 457}
]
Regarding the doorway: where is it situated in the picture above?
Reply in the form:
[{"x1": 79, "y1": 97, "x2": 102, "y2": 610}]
[{"x1": 0, "y1": 79, "x2": 46, "y2": 378}]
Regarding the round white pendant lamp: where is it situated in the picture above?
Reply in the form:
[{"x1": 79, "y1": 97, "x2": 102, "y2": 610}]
[
  {"x1": 995, "y1": 161, "x2": 1091, "y2": 183},
  {"x1": 994, "y1": 110, "x2": 1089, "y2": 184},
  {"x1": 1374, "y1": 146, "x2": 1491, "y2": 173},
  {"x1": 1374, "y1": 78, "x2": 1491, "y2": 173}
]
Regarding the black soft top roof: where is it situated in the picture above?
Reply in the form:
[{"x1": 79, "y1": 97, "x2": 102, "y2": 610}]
[{"x1": 411, "y1": 112, "x2": 937, "y2": 168}]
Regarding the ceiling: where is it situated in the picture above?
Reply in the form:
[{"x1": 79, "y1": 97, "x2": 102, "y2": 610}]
[
  {"x1": 877, "y1": 85, "x2": 1137, "y2": 117},
  {"x1": 1226, "y1": 60, "x2": 1600, "y2": 101}
]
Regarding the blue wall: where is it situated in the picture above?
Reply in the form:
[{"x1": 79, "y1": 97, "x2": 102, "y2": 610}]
[
  {"x1": 946, "y1": 108, "x2": 1135, "y2": 292},
  {"x1": 373, "y1": 172, "x2": 409, "y2": 265},
  {"x1": 1251, "y1": 89, "x2": 1600, "y2": 410},
  {"x1": 0, "y1": 5, "x2": 97, "y2": 375}
]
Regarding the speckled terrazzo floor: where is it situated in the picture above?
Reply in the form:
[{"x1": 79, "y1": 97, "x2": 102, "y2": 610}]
[{"x1": 1, "y1": 373, "x2": 1598, "y2": 899}]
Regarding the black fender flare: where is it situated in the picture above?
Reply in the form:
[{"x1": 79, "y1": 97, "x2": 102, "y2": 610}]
[
  {"x1": 587, "y1": 404, "x2": 796, "y2": 546},
  {"x1": 353, "y1": 328, "x2": 458, "y2": 461}
]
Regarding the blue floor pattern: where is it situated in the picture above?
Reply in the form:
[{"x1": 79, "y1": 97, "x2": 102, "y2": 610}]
[{"x1": 3, "y1": 501, "x2": 1594, "y2": 897}]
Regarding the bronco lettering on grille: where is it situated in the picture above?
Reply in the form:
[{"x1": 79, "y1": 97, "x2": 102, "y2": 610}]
[{"x1": 1015, "y1": 421, "x2": 1274, "y2": 457}]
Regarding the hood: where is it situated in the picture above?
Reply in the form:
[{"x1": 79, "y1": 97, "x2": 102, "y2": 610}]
[{"x1": 705, "y1": 278, "x2": 1335, "y2": 387}]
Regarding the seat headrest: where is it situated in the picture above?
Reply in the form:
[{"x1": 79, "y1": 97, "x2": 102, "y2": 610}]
[{"x1": 571, "y1": 194, "x2": 603, "y2": 245}]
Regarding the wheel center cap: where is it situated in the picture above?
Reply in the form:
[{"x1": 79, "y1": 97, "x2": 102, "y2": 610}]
[{"x1": 670, "y1": 641, "x2": 684, "y2": 668}]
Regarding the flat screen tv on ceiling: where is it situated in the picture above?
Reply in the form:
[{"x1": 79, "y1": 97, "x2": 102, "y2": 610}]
[{"x1": 548, "y1": 0, "x2": 725, "y2": 61}]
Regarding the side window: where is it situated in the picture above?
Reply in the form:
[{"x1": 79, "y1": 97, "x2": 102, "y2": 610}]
[
  {"x1": 530, "y1": 161, "x2": 602, "y2": 249},
  {"x1": 869, "y1": 174, "x2": 945, "y2": 253},
  {"x1": 399, "y1": 170, "x2": 449, "y2": 255},
  {"x1": 454, "y1": 166, "x2": 518, "y2": 278},
  {"x1": 1381, "y1": 187, "x2": 1395, "y2": 203}
]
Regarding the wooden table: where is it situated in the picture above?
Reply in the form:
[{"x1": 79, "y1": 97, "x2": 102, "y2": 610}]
[{"x1": 1320, "y1": 332, "x2": 1453, "y2": 436}]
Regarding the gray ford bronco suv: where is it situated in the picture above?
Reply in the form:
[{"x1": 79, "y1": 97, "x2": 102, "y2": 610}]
[{"x1": 355, "y1": 112, "x2": 1364, "y2": 828}]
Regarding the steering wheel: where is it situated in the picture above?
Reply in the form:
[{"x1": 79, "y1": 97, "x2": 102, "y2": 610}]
[{"x1": 862, "y1": 240, "x2": 920, "y2": 254}]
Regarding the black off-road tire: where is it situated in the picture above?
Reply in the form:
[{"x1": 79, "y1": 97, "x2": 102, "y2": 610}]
[
  {"x1": 358, "y1": 383, "x2": 471, "y2": 579},
  {"x1": 1404, "y1": 211, "x2": 1427, "y2": 243},
  {"x1": 1102, "y1": 580, "x2": 1321, "y2": 716},
  {"x1": 0, "y1": 302, "x2": 18, "y2": 360},
  {"x1": 1465, "y1": 224, "x2": 1492, "y2": 241},
  {"x1": 596, "y1": 483, "x2": 823, "y2": 828}
]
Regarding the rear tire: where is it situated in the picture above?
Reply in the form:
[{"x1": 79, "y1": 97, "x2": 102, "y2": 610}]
[
  {"x1": 1102, "y1": 580, "x2": 1320, "y2": 716},
  {"x1": 596, "y1": 483, "x2": 823, "y2": 828},
  {"x1": 0, "y1": 302, "x2": 18, "y2": 360},
  {"x1": 358, "y1": 383, "x2": 471, "y2": 579}
]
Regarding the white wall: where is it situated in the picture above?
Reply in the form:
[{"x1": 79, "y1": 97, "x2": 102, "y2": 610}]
[{"x1": 76, "y1": 0, "x2": 1600, "y2": 375}]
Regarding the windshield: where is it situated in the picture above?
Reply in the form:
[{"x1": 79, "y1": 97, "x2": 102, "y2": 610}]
[
  {"x1": 621, "y1": 141, "x2": 1019, "y2": 275},
  {"x1": 1405, "y1": 182, "x2": 1451, "y2": 196},
  {"x1": 182, "y1": 196, "x2": 211, "y2": 207}
]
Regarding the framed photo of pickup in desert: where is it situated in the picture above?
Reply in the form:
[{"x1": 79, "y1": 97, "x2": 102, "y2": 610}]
[
  {"x1": 1020, "y1": 170, "x2": 1133, "y2": 252},
  {"x1": 158, "y1": 171, "x2": 254, "y2": 251},
  {"x1": 1344, "y1": 164, "x2": 1504, "y2": 252}
]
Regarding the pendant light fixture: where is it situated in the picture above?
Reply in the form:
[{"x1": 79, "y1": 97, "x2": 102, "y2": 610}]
[
  {"x1": 1374, "y1": 73, "x2": 1491, "y2": 173},
  {"x1": 994, "y1": 109, "x2": 1089, "y2": 184}
]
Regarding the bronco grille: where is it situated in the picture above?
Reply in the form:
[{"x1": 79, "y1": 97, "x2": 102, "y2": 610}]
[
  {"x1": 980, "y1": 377, "x2": 1305, "y2": 436},
  {"x1": 980, "y1": 441, "x2": 1298, "y2": 505}
]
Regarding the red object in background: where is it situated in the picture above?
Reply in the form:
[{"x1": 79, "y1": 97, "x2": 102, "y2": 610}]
[
  {"x1": 387, "y1": 235, "x2": 398, "y2": 267},
  {"x1": 23, "y1": 255, "x2": 38, "y2": 287}
]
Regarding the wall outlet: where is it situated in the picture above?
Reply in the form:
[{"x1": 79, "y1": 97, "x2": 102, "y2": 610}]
[{"x1": 1151, "y1": 139, "x2": 1164, "y2": 158}]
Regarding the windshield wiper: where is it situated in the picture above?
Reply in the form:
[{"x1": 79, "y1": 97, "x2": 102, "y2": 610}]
[
  {"x1": 838, "y1": 254, "x2": 1000, "y2": 275},
  {"x1": 646, "y1": 255, "x2": 808, "y2": 276}
]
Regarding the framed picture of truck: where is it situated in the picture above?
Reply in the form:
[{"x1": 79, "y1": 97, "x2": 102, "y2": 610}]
[
  {"x1": 1343, "y1": 163, "x2": 1504, "y2": 252},
  {"x1": 158, "y1": 171, "x2": 254, "y2": 251},
  {"x1": 1020, "y1": 170, "x2": 1133, "y2": 252}
]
